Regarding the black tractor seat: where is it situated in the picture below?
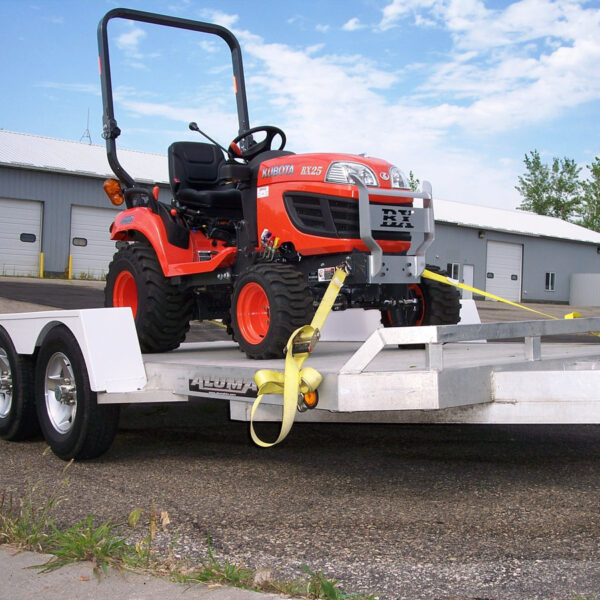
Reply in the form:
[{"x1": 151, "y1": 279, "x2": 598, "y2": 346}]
[
  {"x1": 168, "y1": 141, "x2": 243, "y2": 217},
  {"x1": 177, "y1": 186, "x2": 242, "y2": 211}
]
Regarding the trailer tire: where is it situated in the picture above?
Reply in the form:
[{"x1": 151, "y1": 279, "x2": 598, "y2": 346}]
[
  {"x1": 35, "y1": 325, "x2": 120, "y2": 461},
  {"x1": 0, "y1": 327, "x2": 39, "y2": 441},
  {"x1": 231, "y1": 263, "x2": 313, "y2": 359},
  {"x1": 105, "y1": 242, "x2": 194, "y2": 353},
  {"x1": 382, "y1": 265, "x2": 461, "y2": 328}
]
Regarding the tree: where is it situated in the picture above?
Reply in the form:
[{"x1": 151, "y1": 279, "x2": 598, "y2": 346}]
[
  {"x1": 516, "y1": 150, "x2": 583, "y2": 222},
  {"x1": 579, "y1": 157, "x2": 600, "y2": 232},
  {"x1": 515, "y1": 150, "x2": 550, "y2": 214},
  {"x1": 408, "y1": 170, "x2": 420, "y2": 192}
]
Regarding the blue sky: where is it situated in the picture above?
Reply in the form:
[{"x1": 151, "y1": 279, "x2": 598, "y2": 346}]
[{"x1": 2, "y1": 0, "x2": 599, "y2": 209}]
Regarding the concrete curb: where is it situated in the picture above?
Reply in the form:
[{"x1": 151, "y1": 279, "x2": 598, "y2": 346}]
[{"x1": 0, "y1": 547, "x2": 284, "y2": 600}]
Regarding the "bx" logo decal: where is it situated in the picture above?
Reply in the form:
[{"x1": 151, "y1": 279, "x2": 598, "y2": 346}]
[{"x1": 379, "y1": 208, "x2": 414, "y2": 228}]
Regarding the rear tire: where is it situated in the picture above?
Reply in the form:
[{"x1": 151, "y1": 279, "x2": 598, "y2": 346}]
[
  {"x1": 382, "y1": 265, "x2": 461, "y2": 328},
  {"x1": 35, "y1": 326, "x2": 120, "y2": 460},
  {"x1": 105, "y1": 243, "x2": 194, "y2": 353},
  {"x1": 231, "y1": 264, "x2": 313, "y2": 359},
  {"x1": 0, "y1": 327, "x2": 39, "y2": 441}
]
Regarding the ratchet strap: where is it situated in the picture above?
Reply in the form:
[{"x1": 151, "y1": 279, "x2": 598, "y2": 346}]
[
  {"x1": 251, "y1": 266, "x2": 597, "y2": 447},
  {"x1": 250, "y1": 267, "x2": 348, "y2": 447},
  {"x1": 422, "y1": 268, "x2": 599, "y2": 336}
]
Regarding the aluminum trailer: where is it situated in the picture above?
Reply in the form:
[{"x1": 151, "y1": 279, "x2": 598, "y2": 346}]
[{"x1": 1, "y1": 307, "x2": 600, "y2": 459}]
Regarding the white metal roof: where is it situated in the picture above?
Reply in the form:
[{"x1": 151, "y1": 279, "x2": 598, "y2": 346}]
[
  {"x1": 434, "y1": 198, "x2": 600, "y2": 245},
  {"x1": 0, "y1": 130, "x2": 168, "y2": 184},
  {"x1": 2, "y1": 130, "x2": 599, "y2": 245}
]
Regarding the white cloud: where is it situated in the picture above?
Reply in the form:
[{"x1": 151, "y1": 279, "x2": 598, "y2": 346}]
[
  {"x1": 37, "y1": 81, "x2": 100, "y2": 95},
  {"x1": 306, "y1": 43, "x2": 325, "y2": 56},
  {"x1": 378, "y1": 0, "x2": 441, "y2": 30},
  {"x1": 198, "y1": 9, "x2": 239, "y2": 30},
  {"x1": 198, "y1": 39, "x2": 219, "y2": 54},
  {"x1": 116, "y1": 26, "x2": 146, "y2": 58},
  {"x1": 342, "y1": 17, "x2": 366, "y2": 31},
  {"x1": 413, "y1": 0, "x2": 600, "y2": 132},
  {"x1": 316, "y1": 24, "x2": 330, "y2": 33},
  {"x1": 113, "y1": 25, "x2": 163, "y2": 70}
]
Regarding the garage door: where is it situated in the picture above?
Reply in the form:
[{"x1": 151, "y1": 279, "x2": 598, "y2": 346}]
[
  {"x1": 70, "y1": 206, "x2": 121, "y2": 279},
  {"x1": 0, "y1": 198, "x2": 42, "y2": 276},
  {"x1": 486, "y1": 240, "x2": 522, "y2": 302}
]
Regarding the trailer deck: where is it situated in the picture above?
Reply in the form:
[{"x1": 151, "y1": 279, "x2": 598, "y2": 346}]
[
  {"x1": 2, "y1": 309, "x2": 600, "y2": 440},
  {"x1": 96, "y1": 316, "x2": 600, "y2": 425}
]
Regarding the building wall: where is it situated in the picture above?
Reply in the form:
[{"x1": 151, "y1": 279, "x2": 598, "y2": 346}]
[
  {"x1": 0, "y1": 166, "x2": 169, "y2": 275},
  {"x1": 430, "y1": 222, "x2": 600, "y2": 303},
  {"x1": 521, "y1": 236, "x2": 599, "y2": 302}
]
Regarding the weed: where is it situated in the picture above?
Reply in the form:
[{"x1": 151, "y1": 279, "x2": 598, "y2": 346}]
[
  {"x1": 176, "y1": 539, "x2": 376, "y2": 599},
  {"x1": 175, "y1": 535, "x2": 255, "y2": 589},
  {"x1": 76, "y1": 271, "x2": 105, "y2": 281},
  {"x1": 42, "y1": 516, "x2": 133, "y2": 575},
  {"x1": 0, "y1": 482, "x2": 63, "y2": 551},
  {"x1": 299, "y1": 565, "x2": 377, "y2": 600}
]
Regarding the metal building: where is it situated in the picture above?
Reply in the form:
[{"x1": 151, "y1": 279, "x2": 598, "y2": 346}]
[
  {"x1": 0, "y1": 130, "x2": 168, "y2": 279},
  {"x1": 428, "y1": 201, "x2": 600, "y2": 303},
  {"x1": 1, "y1": 130, "x2": 599, "y2": 302}
]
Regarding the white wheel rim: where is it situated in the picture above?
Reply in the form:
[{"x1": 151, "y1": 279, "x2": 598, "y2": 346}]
[
  {"x1": 44, "y1": 352, "x2": 77, "y2": 434},
  {"x1": 0, "y1": 347, "x2": 12, "y2": 418}
]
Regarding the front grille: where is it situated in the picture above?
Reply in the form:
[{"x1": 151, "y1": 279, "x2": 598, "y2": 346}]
[{"x1": 284, "y1": 193, "x2": 411, "y2": 241}]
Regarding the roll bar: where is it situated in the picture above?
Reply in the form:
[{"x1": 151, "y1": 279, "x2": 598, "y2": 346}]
[{"x1": 97, "y1": 8, "x2": 251, "y2": 187}]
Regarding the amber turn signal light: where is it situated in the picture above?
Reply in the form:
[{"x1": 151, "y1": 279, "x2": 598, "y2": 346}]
[{"x1": 103, "y1": 178, "x2": 124, "y2": 206}]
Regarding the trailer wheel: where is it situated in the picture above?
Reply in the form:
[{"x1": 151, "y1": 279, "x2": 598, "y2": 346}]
[
  {"x1": 105, "y1": 242, "x2": 194, "y2": 353},
  {"x1": 0, "y1": 327, "x2": 39, "y2": 441},
  {"x1": 382, "y1": 265, "x2": 461, "y2": 328},
  {"x1": 35, "y1": 326, "x2": 120, "y2": 461},
  {"x1": 231, "y1": 264, "x2": 313, "y2": 359}
]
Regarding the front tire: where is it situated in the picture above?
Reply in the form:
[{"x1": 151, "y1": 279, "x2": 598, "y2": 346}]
[
  {"x1": 231, "y1": 264, "x2": 313, "y2": 359},
  {"x1": 382, "y1": 265, "x2": 461, "y2": 328},
  {"x1": 0, "y1": 327, "x2": 38, "y2": 441},
  {"x1": 105, "y1": 243, "x2": 194, "y2": 353},
  {"x1": 35, "y1": 326, "x2": 120, "y2": 460}
]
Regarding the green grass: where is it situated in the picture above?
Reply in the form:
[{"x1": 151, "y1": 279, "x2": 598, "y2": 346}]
[
  {"x1": 0, "y1": 484, "x2": 59, "y2": 551},
  {"x1": 42, "y1": 516, "x2": 134, "y2": 574},
  {"x1": 0, "y1": 480, "x2": 376, "y2": 599}
]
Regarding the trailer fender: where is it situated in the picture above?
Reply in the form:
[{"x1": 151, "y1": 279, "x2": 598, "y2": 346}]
[{"x1": 0, "y1": 308, "x2": 146, "y2": 393}]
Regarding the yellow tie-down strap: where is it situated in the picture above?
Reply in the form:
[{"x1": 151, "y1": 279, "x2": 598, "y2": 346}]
[
  {"x1": 422, "y1": 268, "x2": 599, "y2": 335},
  {"x1": 251, "y1": 266, "x2": 598, "y2": 447},
  {"x1": 251, "y1": 268, "x2": 347, "y2": 447}
]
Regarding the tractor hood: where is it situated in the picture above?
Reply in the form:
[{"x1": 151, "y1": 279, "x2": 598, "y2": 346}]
[{"x1": 256, "y1": 152, "x2": 410, "y2": 190}]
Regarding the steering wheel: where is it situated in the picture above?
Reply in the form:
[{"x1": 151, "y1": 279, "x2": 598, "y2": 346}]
[{"x1": 228, "y1": 126, "x2": 286, "y2": 161}]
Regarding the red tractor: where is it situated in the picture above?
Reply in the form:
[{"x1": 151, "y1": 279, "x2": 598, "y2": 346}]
[{"x1": 98, "y1": 9, "x2": 460, "y2": 359}]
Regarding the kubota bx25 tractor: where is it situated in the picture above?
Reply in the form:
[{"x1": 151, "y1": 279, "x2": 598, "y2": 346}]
[{"x1": 98, "y1": 9, "x2": 460, "y2": 359}]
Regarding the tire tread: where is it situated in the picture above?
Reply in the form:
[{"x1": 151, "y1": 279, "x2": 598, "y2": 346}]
[
  {"x1": 105, "y1": 243, "x2": 194, "y2": 353},
  {"x1": 232, "y1": 263, "x2": 314, "y2": 359}
]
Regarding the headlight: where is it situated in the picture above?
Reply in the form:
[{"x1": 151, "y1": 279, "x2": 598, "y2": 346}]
[
  {"x1": 325, "y1": 161, "x2": 379, "y2": 187},
  {"x1": 389, "y1": 166, "x2": 410, "y2": 189}
]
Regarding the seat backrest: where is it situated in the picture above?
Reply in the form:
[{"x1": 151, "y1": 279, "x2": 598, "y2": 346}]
[{"x1": 168, "y1": 142, "x2": 225, "y2": 194}]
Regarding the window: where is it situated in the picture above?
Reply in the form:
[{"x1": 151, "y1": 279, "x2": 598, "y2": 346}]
[
  {"x1": 72, "y1": 237, "x2": 88, "y2": 247},
  {"x1": 19, "y1": 233, "x2": 36, "y2": 243},
  {"x1": 446, "y1": 262, "x2": 460, "y2": 279},
  {"x1": 545, "y1": 272, "x2": 556, "y2": 291}
]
